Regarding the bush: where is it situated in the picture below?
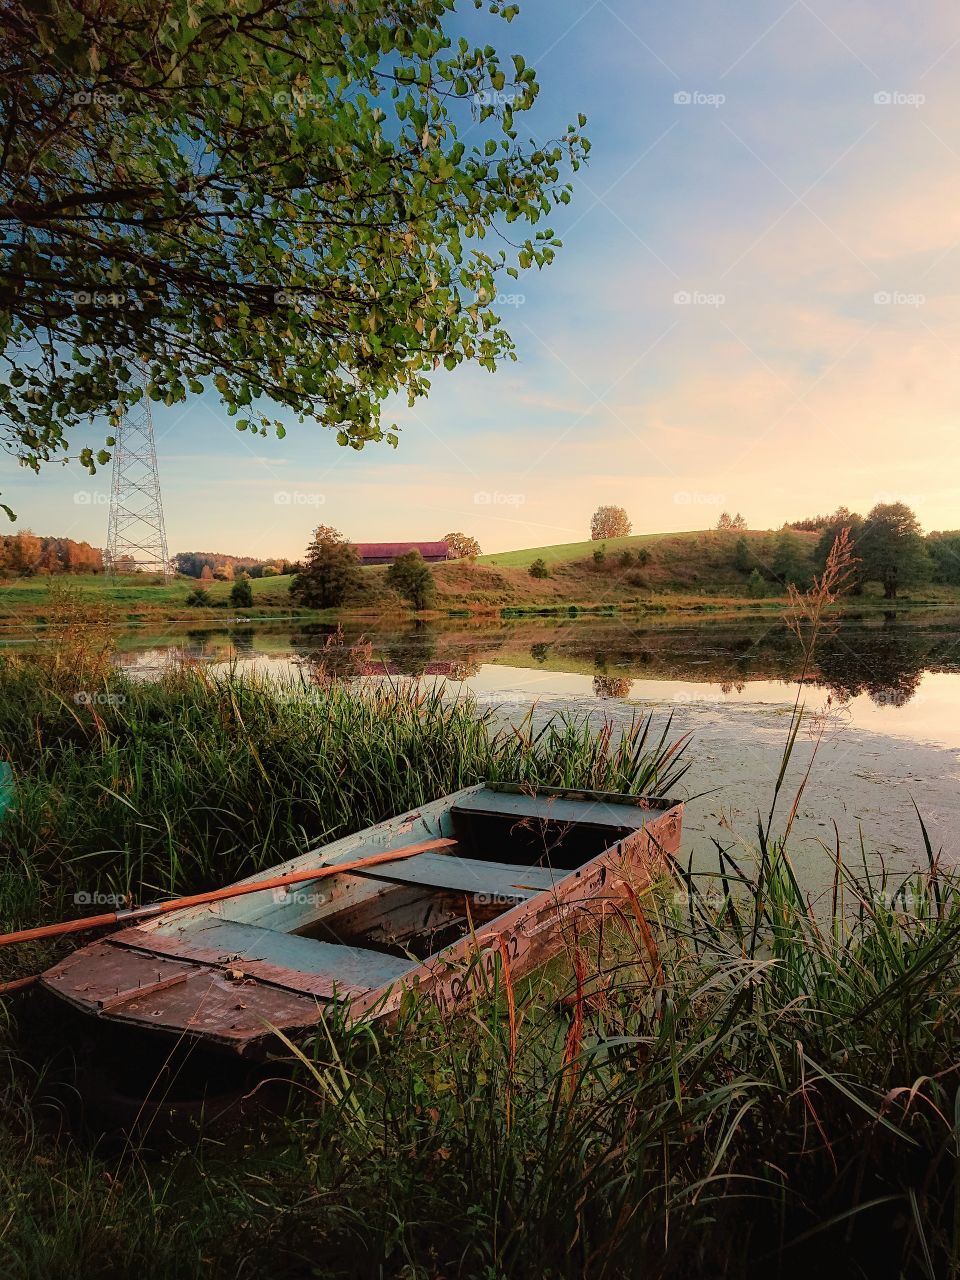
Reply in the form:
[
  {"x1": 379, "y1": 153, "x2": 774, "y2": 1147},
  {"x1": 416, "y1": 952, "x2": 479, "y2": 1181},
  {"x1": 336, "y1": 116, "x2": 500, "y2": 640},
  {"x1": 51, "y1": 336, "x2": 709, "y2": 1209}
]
[
  {"x1": 385, "y1": 550, "x2": 435, "y2": 610},
  {"x1": 229, "y1": 576, "x2": 253, "y2": 609},
  {"x1": 529, "y1": 558, "x2": 549, "y2": 579},
  {"x1": 185, "y1": 587, "x2": 213, "y2": 607},
  {"x1": 746, "y1": 568, "x2": 767, "y2": 598},
  {"x1": 618, "y1": 549, "x2": 633, "y2": 568},
  {"x1": 592, "y1": 544, "x2": 606, "y2": 567},
  {"x1": 626, "y1": 571, "x2": 650, "y2": 590}
]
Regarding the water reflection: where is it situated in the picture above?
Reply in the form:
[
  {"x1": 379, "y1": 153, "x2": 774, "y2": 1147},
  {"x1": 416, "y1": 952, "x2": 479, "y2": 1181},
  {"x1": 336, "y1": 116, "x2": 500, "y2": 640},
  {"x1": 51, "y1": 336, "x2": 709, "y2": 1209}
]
[{"x1": 102, "y1": 610, "x2": 960, "y2": 733}]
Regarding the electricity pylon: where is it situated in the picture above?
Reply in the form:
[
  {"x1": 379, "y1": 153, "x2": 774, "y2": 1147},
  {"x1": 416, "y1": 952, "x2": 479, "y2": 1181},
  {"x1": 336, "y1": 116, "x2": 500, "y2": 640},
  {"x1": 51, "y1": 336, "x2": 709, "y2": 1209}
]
[{"x1": 105, "y1": 364, "x2": 170, "y2": 577}]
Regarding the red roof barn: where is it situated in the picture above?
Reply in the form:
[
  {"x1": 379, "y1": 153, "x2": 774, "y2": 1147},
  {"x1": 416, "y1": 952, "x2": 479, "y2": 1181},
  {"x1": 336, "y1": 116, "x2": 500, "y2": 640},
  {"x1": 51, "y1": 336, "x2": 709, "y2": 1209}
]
[{"x1": 354, "y1": 541, "x2": 450, "y2": 565}]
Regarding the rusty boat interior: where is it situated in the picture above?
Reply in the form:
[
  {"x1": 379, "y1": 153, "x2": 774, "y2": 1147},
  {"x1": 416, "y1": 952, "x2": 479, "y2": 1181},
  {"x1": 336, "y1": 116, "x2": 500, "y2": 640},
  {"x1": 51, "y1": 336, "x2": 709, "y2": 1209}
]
[{"x1": 40, "y1": 784, "x2": 683, "y2": 1056}]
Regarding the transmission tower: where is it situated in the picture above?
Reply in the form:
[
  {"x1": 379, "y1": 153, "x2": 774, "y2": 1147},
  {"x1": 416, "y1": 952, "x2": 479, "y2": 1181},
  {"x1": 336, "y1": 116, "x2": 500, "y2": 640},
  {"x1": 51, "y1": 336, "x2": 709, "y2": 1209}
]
[{"x1": 105, "y1": 364, "x2": 170, "y2": 577}]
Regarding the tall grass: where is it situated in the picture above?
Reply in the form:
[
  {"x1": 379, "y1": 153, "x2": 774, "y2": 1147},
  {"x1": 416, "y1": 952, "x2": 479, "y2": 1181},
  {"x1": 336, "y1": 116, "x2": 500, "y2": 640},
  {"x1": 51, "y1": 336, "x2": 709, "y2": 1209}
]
[
  {"x1": 0, "y1": 655, "x2": 689, "y2": 959},
  {"x1": 4, "y1": 829, "x2": 960, "y2": 1277},
  {"x1": 3, "y1": 634, "x2": 960, "y2": 1277}
]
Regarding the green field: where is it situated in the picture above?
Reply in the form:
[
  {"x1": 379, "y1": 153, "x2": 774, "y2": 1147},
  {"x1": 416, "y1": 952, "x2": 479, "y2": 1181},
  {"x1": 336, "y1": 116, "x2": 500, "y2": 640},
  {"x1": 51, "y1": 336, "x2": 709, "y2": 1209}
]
[
  {"x1": 0, "y1": 571, "x2": 297, "y2": 615},
  {"x1": 479, "y1": 530, "x2": 678, "y2": 569}
]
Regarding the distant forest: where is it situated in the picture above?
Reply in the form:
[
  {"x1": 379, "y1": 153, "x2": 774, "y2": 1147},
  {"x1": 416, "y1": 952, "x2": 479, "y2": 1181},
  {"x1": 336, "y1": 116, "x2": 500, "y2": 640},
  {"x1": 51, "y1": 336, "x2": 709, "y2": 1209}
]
[
  {"x1": 0, "y1": 532, "x2": 102, "y2": 576},
  {"x1": 0, "y1": 536, "x2": 297, "y2": 579},
  {"x1": 172, "y1": 551, "x2": 300, "y2": 580}
]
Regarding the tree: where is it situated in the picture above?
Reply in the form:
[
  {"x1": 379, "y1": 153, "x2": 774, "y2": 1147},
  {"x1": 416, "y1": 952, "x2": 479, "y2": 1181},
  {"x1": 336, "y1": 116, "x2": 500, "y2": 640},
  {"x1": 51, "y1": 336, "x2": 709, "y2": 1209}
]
[
  {"x1": 771, "y1": 529, "x2": 807, "y2": 588},
  {"x1": 746, "y1": 568, "x2": 766, "y2": 598},
  {"x1": 717, "y1": 512, "x2": 747, "y2": 531},
  {"x1": 386, "y1": 550, "x2": 435, "y2": 611},
  {"x1": 199, "y1": 564, "x2": 214, "y2": 582},
  {"x1": 0, "y1": 2, "x2": 588, "y2": 518},
  {"x1": 443, "y1": 532, "x2": 481, "y2": 560},
  {"x1": 591, "y1": 506, "x2": 631, "y2": 540},
  {"x1": 229, "y1": 576, "x2": 253, "y2": 609},
  {"x1": 529, "y1": 558, "x2": 549, "y2": 578},
  {"x1": 927, "y1": 531, "x2": 960, "y2": 585},
  {"x1": 859, "y1": 503, "x2": 932, "y2": 599},
  {"x1": 733, "y1": 536, "x2": 752, "y2": 574},
  {"x1": 813, "y1": 508, "x2": 866, "y2": 593},
  {"x1": 289, "y1": 526, "x2": 362, "y2": 609}
]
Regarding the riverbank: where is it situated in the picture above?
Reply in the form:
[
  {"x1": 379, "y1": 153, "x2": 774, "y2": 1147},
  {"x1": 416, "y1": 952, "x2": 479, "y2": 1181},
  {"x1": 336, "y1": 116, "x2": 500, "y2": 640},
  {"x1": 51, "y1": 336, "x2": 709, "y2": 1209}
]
[
  {"x1": 2, "y1": 656, "x2": 960, "y2": 1276},
  {"x1": 4, "y1": 527, "x2": 958, "y2": 627},
  {"x1": 2, "y1": 568, "x2": 957, "y2": 631}
]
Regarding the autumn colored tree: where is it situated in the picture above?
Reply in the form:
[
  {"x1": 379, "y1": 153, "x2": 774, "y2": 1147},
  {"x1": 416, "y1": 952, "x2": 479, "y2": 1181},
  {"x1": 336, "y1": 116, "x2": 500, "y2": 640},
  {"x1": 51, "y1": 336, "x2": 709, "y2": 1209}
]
[
  {"x1": 717, "y1": 512, "x2": 747, "y2": 531},
  {"x1": 443, "y1": 532, "x2": 481, "y2": 560},
  {"x1": 590, "y1": 506, "x2": 631, "y2": 540},
  {"x1": 0, "y1": 1, "x2": 587, "y2": 518}
]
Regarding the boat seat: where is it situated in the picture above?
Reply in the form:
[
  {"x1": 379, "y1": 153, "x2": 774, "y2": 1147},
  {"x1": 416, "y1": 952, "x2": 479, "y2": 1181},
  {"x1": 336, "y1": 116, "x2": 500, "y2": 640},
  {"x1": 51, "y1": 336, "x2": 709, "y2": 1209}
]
[
  {"x1": 450, "y1": 789, "x2": 653, "y2": 830},
  {"x1": 135, "y1": 916, "x2": 416, "y2": 991},
  {"x1": 353, "y1": 851, "x2": 565, "y2": 898}
]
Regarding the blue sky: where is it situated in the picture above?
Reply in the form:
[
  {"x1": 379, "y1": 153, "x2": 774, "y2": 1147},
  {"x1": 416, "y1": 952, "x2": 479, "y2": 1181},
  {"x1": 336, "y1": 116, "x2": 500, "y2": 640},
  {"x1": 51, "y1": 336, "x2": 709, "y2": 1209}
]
[{"x1": 6, "y1": 0, "x2": 960, "y2": 557}]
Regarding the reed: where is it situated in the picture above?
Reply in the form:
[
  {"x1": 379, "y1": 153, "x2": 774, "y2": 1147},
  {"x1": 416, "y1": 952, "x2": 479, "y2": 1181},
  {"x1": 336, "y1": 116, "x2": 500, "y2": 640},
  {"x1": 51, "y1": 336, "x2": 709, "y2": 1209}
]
[{"x1": 2, "y1": 653, "x2": 960, "y2": 1277}]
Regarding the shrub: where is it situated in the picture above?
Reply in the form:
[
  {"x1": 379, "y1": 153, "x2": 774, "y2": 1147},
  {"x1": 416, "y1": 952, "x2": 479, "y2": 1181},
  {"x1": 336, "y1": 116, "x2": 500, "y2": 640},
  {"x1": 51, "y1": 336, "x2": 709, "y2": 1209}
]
[
  {"x1": 592, "y1": 544, "x2": 606, "y2": 567},
  {"x1": 746, "y1": 568, "x2": 767, "y2": 598},
  {"x1": 618, "y1": 549, "x2": 633, "y2": 568},
  {"x1": 185, "y1": 587, "x2": 213, "y2": 607},
  {"x1": 229, "y1": 576, "x2": 253, "y2": 609},
  {"x1": 626, "y1": 571, "x2": 650, "y2": 590},
  {"x1": 529, "y1": 558, "x2": 549, "y2": 579},
  {"x1": 385, "y1": 550, "x2": 435, "y2": 610},
  {"x1": 733, "y1": 535, "x2": 752, "y2": 573}
]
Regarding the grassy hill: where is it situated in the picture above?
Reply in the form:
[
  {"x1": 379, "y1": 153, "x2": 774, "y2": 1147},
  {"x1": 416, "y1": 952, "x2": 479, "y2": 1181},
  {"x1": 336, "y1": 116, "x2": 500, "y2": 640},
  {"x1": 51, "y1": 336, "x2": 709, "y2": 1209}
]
[
  {"x1": 479, "y1": 530, "x2": 671, "y2": 570},
  {"x1": 430, "y1": 529, "x2": 821, "y2": 609}
]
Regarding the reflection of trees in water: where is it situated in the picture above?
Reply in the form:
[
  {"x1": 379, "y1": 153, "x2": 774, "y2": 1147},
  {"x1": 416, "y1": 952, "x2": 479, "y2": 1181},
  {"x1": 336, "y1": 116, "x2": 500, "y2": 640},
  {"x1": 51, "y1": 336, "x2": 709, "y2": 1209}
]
[
  {"x1": 375, "y1": 625, "x2": 439, "y2": 676},
  {"x1": 718, "y1": 680, "x2": 746, "y2": 695},
  {"x1": 292, "y1": 626, "x2": 373, "y2": 683},
  {"x1": 814, "y1": 630, "x2": 928, "y2": 707},
  {"x1": 446, "y1": 657, "x2": 483, "y2": 680},
  {"x1": 228, "y1": 627, "x2": 256, "y2": 657},
  {"x1": 593, "y1": 674, "x2": 632, "y2": 699}
]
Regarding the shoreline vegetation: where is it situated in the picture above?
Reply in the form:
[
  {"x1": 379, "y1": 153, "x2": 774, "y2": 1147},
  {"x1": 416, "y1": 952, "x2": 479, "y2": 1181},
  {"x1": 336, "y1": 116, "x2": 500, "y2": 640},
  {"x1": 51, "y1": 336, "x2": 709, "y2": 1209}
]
[
  {"x1": 2, "y1": 631, "x2": 960, "y2": 1275},
  {"x1": 4, "y1": 528, "x2": 960, "y2": 629}
]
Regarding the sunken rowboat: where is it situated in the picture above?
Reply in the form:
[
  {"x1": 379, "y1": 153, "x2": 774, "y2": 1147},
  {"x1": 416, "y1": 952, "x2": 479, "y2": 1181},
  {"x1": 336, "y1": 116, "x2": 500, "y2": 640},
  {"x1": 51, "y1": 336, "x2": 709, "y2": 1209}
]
[{"x1": 40, "y1": 784, "x2": 683, "y2": 1056}]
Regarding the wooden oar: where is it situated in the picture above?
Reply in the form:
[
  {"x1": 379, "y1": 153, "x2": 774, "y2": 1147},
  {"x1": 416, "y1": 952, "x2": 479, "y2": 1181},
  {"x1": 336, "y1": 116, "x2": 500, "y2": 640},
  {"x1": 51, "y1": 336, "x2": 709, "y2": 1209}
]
[{"x1": 0, "y1": 837, "x2": 456, "y2": 951}]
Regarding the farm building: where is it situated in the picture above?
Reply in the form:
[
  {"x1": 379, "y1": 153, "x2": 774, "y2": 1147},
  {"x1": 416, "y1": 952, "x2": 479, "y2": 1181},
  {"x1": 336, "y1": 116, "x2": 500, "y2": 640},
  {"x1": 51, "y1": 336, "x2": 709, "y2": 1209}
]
[{"x1": 354, "y1": 541, "x2": 450, "y2": 565}]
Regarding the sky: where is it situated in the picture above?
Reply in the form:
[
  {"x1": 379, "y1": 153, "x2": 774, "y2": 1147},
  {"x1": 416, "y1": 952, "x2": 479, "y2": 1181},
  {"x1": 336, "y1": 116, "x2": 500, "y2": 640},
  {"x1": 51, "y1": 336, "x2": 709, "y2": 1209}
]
[{"x1": 6, "y1": 0, "x2": 960, "y2": 559}]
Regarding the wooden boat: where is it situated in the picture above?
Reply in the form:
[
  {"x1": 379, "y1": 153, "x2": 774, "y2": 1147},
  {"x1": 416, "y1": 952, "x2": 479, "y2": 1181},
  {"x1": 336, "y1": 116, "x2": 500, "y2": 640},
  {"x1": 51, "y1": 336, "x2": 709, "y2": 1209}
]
[{"x1": 40, "y1": 783, "x2": 683, "y2": 1056}]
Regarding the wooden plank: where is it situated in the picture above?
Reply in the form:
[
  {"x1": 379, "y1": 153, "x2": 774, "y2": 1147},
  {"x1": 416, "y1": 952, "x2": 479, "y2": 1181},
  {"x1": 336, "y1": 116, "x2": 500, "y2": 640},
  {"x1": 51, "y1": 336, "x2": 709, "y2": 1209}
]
[
  {"x1": 353, "y1": 852, "x2": 565, "y2": 898},
  {"x1": 42, "y1": 943, "x2": 327, "y2": 1049},
  {"x1": 451, "y1": 789, "x2": 650, "y2": 829},
  {"x1": 113, "y1": 917, "x2": 415, "y2": 991}
]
